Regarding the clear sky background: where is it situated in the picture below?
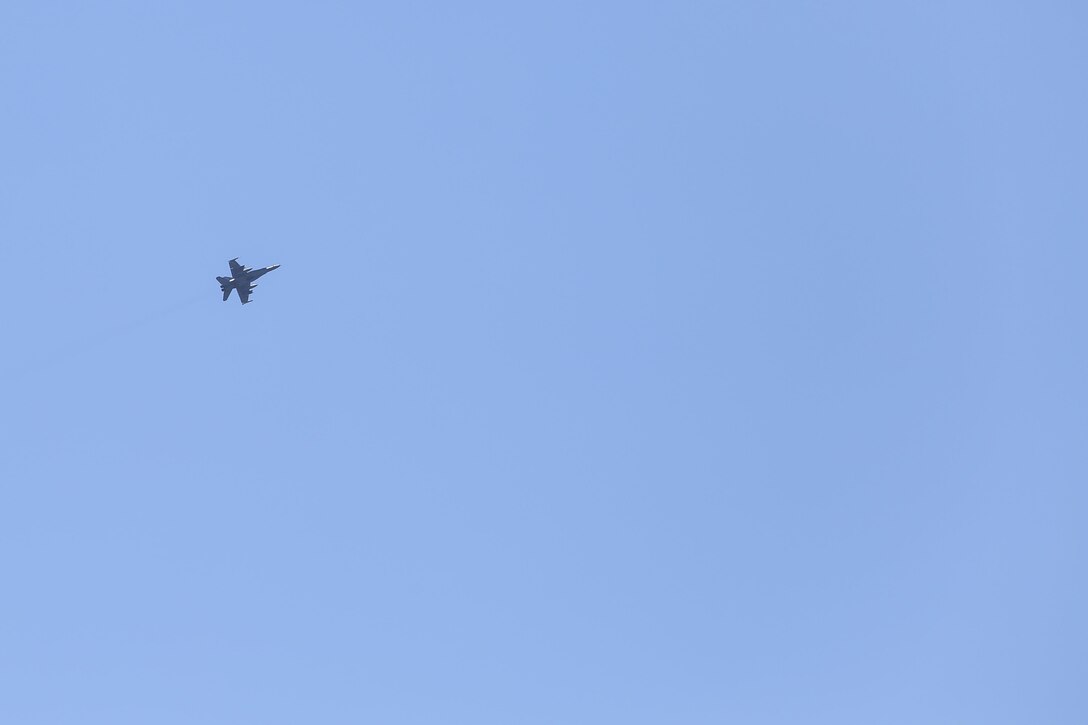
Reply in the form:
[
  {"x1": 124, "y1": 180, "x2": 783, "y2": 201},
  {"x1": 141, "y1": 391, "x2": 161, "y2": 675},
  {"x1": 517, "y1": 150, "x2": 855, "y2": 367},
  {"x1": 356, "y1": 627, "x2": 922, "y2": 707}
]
[{"x1": 1, "y1": 2, "x2": 1085, "y2": 723}]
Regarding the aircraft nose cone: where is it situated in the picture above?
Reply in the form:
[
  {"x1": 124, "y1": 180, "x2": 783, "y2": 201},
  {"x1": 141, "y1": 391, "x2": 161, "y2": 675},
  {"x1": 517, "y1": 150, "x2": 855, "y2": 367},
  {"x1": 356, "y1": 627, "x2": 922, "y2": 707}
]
[{"x1": 270, "y1": 264, "x2": 281, "y2": 270}]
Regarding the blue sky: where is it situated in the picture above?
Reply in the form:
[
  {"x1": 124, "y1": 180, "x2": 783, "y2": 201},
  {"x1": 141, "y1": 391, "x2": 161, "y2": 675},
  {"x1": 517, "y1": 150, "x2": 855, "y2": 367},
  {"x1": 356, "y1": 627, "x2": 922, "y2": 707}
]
[{"x1": 1, "y1": 2, "x2": 1086, "y2": 723}]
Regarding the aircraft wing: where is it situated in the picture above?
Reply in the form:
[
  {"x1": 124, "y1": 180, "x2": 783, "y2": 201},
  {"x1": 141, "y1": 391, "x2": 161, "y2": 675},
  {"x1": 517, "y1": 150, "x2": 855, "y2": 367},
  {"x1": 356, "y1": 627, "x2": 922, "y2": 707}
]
[
  {"x1": 237, "y1": 286, "x2": 251, "y2": 305},
  {"x1": 229, "y1": 258, "x2": 245, "y2": 277}
]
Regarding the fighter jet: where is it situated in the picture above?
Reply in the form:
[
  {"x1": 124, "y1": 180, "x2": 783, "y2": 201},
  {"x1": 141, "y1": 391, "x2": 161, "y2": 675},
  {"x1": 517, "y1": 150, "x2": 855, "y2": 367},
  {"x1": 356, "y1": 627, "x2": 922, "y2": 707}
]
[{"x1": 217, "y1": 258, "x2": 280, "y2": 304}]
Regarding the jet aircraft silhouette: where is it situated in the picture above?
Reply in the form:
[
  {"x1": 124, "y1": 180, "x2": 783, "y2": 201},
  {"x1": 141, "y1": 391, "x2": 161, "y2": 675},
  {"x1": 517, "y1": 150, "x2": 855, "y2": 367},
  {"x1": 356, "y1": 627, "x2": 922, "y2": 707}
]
[{"x1": 217, "y1": 258, "x2": 280, "y2": 304}]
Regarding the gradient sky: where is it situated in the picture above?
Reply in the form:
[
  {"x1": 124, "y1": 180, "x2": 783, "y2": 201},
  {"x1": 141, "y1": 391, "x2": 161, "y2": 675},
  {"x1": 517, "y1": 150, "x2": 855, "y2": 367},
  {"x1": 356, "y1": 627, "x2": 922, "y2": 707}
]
[{"x1": 1, "y1": 2, "x2": 1086, "y2": 723}]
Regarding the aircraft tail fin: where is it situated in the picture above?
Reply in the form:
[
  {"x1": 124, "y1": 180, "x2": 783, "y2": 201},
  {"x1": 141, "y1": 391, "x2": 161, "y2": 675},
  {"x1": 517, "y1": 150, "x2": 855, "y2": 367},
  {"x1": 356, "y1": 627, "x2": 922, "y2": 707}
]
[{"x1": 221, "y1": 286, "x2": 232, "y2": 301}]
